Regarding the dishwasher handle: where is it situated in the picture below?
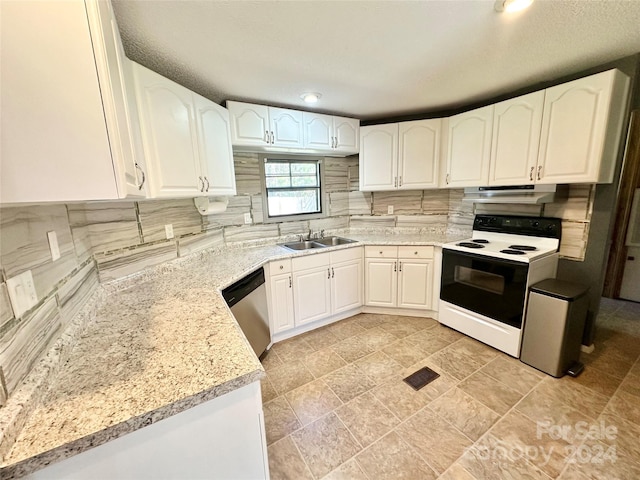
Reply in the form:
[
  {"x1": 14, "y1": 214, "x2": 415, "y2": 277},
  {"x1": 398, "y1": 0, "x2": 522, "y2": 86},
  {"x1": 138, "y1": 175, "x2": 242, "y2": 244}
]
[{"x1": 221, "y1": 267, "x2": 265, "y2": 308}]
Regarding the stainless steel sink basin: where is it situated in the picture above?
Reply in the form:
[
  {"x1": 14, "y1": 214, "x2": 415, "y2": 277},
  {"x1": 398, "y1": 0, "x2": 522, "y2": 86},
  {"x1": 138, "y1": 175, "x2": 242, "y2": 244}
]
[
  {"x1": 281, "y1": 240, "x2": 326, "y2": 251},
  {"x1": 313, "y1": 236, "x2": 357, "y2": 247},
  {"x1": 280, "y1": 236, "x2": 356, "y2": 251}
]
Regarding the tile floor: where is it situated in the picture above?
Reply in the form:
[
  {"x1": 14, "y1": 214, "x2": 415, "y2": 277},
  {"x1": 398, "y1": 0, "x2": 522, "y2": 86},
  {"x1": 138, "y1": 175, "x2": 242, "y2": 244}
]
[{"x1": 261, "y1": 298, "x2": 640, "y2": 479}]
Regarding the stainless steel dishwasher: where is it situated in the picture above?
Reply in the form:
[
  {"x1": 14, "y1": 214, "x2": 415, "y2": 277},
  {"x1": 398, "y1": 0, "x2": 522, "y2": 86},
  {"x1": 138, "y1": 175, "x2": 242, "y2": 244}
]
[{"x1": 222, "y1": 267, "x2": 270, "y2": 359}]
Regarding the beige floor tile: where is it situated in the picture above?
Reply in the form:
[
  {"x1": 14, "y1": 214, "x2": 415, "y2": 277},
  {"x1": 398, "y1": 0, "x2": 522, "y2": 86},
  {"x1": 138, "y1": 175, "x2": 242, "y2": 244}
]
[
  {"x1": 378, "y1": 317, "x2": 425, "y2": 338},
  {"x1": 300, "y1": 327, "x2": 341, "y2": 350},
  {"x1": 431, "y1": 324, "x2": 465, "y2": 342},
  {"x1": 619, "y1": 371, "x2": 640, "y2": 397},
  {"x1": 272, "y1": 335, "x2": 316, "y2": 362},
  {"x1": 268, "y1": 361, "x2": 315, "y2": 395},
  {"x1": 561, "y1": 438, "x2": 640, "y2": 480},
  {"x1": 355, "y1": 431, "x2": 438, "y2": 480},
  {"x1": 480, "y1": 356, "x2": 544, "y2": 395},
  {"x1": 535, "y1": 377, "x2": 609, "y2": 420},
  {"x1": 382, "y1": 339, "x2": 427, "y2": 367},
  {"x1": 405, "y1": 329, "x2": 453, "y2": 355},
  {"x1": 303, "y1": 347, "x2": 348, "y2": 378},
  {"x1": 291, "y1": 412, "x2": 361, "y2": 479},
  {"x1": 261, "y1": 349, "x2": 284, "y2": 371},
  {"x1": 321, "y1": 458, "x2": 368, "y2": 480},
  {"x1": 490, "y1": 410, "x2": 574, "y2": 478},
  {"x1": 327, "y1": 318, "x2": 367, "y2": 340},
  {"x1": 336, "y1": 391, "x2": 399, "y2": 447},
  {"x1": 395, "y1": 407, "x2": 473, "y2": 474},
  {"x1": 372, "y1": 378, "x2": 431, "y2": 421},
  {"x1": 515, "y1": 388, "x2": 594, "y2": 443},
  {"x1": 603, "y1": 389, "x2": 640, "y2": 426},
  {"x1": 261, "y1": 377, "x2": 278, "y2": 403},
  {"x1": 331, "y1": 334, "x2": 376, "y2": 363},
  {"x1": 351, "y1": 312, "x2": 387, "y2": 329},
  {"x1": 268, "y1": 436, "x2": 314, "y2": 480},
  {"x1": 447, "y1": 337, "x2": 500, "y2": 366},
  {"x1": 559, "y1": 364, "x2": 624, "y2": 398},
  {"x1": 285, "y1": 379, "x2": 343, "y2": 426},
  {"x1": 429, "y1": 347, "x2": 484, "y2": 381},
  {"x1": 354, "y1": 351, "x2": 404, "y2": 384},
  {"x1": 429, "y1": 387, "x2": 500, "y2": 441},
  {"x1": 263, "y1": 396, "x2": 302, "y2": 445},
  {"x1": 598, "y1": 411, "x2": 640, "y2": 460},
  {"x1": 458, "y1": 371, "x2": 524, "y2": 415},
  {"x1": 582, "y1": 349, "x2": 634, "y2": 380},
  {"x1": 324, "y1": 363, "x2": 377, "y2": 403},
  {"x1": 438, "y1": 463, "x2": 477, "y2": 480},
  {"x1": 359, "y1": 326, "x2": 398, "y2": 351},
  {"x1": 458, "y1": 432, "x2": 552, "y2": 480}
]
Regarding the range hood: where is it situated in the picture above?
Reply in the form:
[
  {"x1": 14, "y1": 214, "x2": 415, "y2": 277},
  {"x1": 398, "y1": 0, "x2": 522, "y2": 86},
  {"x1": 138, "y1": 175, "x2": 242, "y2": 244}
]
[{"x1": 462, "y1": 185, "x2": 557, "y2": 204}]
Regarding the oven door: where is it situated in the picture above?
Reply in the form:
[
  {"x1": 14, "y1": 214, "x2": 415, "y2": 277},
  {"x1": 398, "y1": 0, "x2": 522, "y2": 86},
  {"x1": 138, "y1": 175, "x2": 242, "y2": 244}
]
[{"x1": 440, "y1": 248, "x2": 529, "y2": 328}]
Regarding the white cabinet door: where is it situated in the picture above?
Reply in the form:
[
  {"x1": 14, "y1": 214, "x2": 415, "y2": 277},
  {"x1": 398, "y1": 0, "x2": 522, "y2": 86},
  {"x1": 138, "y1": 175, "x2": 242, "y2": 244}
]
[
  {"x1": 193, "y1": 94, "x2": 237, "y2": 196},
  {"x1": 398, "y1": 119, "x2": 441, "y2": 190},
  {"x1": 86, "y1": 0, "x2": 145, "y2": 198},
  {"x1": 445, "y1": 105, "x2": 493, "y2": 188},
  {"x1": 269, "y1": 273, "x2": 295, "y2": 334},
  {"x1": 293, "y1": 266, "x2": 332, "y2": 326},
  {"x1": 270, "y1": 107, "x2": 304, "y2": 148},
  {"x1": 537, "y1": 69, "x2": 630, "y2": 184},
  {"x1": 303, "y1": 112, "x2": 333, "y2": 150},
  {"x1": 132, "y1": 64, "x2": 202, "y2": 198},
  {"x1": 359, "y1": 124, "x2": 398, "y2": 191},
  {"x1": 333, "y1": 116, "x2": 360, "y2": 154},
  {"x1": 331, "y1": 259, "x2": 363, "y2": 314},
  {"x1": 489, "y1": 91, "x2": 544, "y2": 186},
  {"x1": 227, "y1": 101, "x2": 270, "y2": 146},
  {"x1": 397, "y1": 259, "x2": 433, "y2": 310},
  {"x1": 0, "y1": 0, "x2": 119, "y2": 203},
  {"x1": 364, "y1": 258, "x2": 397, "y2": 307}
]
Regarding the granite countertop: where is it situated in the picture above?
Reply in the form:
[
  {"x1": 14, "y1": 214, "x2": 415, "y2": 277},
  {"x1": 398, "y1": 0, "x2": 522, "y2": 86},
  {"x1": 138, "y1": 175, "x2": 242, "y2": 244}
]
[{"x1": 1, "y1": 230, "x2": 460, "y2": 477}]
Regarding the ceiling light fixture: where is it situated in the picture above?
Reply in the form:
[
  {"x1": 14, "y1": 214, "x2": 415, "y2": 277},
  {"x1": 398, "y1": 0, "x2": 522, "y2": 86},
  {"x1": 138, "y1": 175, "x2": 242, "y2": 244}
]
[
  {"x1": 300, "y1": 92, "x2": 322, "y2": 104},
  {"x1": 494, "y1": 0, "x2": 533, "y2": 13}
]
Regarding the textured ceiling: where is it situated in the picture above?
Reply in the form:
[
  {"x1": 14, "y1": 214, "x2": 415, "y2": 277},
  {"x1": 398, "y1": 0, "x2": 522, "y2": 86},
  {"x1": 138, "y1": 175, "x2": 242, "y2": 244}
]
[{"x1": 112, "y1": 0, "x2": 640, "y2": 120}]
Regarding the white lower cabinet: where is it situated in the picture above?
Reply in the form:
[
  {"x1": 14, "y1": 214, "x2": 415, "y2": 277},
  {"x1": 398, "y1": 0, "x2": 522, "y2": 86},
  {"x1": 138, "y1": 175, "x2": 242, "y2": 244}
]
[
  {"x1": 267, "y1": 248, "x2": 363, "y2": 338},
  {"x1": 365, "y1": 246, "x2": 434, "y2": 310}
]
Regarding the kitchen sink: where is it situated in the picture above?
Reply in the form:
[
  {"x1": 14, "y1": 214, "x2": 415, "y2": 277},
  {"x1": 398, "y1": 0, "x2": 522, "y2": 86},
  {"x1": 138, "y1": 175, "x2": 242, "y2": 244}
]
[
  {"x1": 313, "y1": 236, "x2": 358, "y2": 247},
  {"x1": 280, "y1": 236, "x2": 357, "y2": 251}
]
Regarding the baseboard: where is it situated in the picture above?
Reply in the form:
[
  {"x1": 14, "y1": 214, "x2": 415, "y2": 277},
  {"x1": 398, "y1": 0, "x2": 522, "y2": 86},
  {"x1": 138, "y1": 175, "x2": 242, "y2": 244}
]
[
  {"x1": 362, "y1": 306, "x2": 438, "y2": 319},
  {"x1": 580, "y1": 343, "x2": 595, "y2": 354}
]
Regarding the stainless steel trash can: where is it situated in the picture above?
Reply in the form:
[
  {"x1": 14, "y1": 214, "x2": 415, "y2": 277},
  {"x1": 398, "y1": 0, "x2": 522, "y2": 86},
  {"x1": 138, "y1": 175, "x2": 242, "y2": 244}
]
[{"x1": 520, "y1": 279, "x2": 589, "y2": 377}]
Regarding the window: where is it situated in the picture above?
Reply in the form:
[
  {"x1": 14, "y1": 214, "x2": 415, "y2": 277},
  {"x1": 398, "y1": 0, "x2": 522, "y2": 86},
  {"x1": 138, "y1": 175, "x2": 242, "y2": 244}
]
[{"x1": 261, "y1": 156, "x2": 325, "y2": 222}]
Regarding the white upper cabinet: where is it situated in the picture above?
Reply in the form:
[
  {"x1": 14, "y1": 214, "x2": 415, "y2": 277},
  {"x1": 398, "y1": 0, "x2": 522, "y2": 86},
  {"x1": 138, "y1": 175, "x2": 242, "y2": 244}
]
[
  {"x1": 0, "y1": 0, "x2": 145, "y2": 203},
  {"x1": 303, "y1": 113, "x2": 359, "y2": 154},
  {"x1": 132, "y1": 63, "x2": 236, "y2": 198},
  {"x1": 398, "y1": 119, "x2": 441, "y2": 190},
  {"x1": 228, "y1": 101, "x2": 359, "y2": 156},
  {"x1": 489, "y1": 91, "x2": 545, "y2": 186},
  {"x1": 537, "y1": 69, "x2": 630, "y2": 184},
  {"x1": 443, "y1": 105, "x2": 494, "y2": 188},
  {"x1": 359, "y1": 124, "x2": 398, "y2": 191}
]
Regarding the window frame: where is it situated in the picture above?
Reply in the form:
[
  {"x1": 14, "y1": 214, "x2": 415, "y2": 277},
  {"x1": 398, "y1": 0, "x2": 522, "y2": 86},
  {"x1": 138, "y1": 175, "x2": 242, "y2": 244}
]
[{"x1": 260, "y1": 154, "x2": 326, "y2": 223}]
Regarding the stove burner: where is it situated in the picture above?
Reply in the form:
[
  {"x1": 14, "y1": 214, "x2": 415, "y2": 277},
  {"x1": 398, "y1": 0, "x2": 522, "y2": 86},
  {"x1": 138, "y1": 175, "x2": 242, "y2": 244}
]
[
  {"x1": 458, "y1": 242, "x2": 485, "y2": 249},
  {"x1": 501, "y1": 249, "x2": 526, "y2": 255},
  {"x1": 509, "y1": 245, "x2": 537, "y2": 251},
  {"x1": 471, "y1": 239, "x2": 490, "y2": 244}
]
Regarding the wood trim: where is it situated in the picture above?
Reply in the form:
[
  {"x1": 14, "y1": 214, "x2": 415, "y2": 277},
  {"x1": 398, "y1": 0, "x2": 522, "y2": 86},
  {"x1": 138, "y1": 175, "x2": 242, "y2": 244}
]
[{"x1": 603, "y1": 110, "x2": 640, "y2": 297}]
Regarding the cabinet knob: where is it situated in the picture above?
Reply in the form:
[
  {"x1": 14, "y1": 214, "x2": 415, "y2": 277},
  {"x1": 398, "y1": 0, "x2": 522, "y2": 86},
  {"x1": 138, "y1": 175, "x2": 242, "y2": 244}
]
[
  {"x1": 379, "y1": 251, "x2": 383, "y2": 255},
  {"x1": 414, "y1": 251, "x2": 418, "y2": 255},
  {"x1": 279, "y1": 265, "x2": 284, "y2": 270}
]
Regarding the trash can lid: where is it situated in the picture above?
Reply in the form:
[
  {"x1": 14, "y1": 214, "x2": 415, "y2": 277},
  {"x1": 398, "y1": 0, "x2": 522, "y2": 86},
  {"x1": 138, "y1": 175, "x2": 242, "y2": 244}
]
[{"x1": 529, "y1": 279, "x2": 590, "y2": 301}]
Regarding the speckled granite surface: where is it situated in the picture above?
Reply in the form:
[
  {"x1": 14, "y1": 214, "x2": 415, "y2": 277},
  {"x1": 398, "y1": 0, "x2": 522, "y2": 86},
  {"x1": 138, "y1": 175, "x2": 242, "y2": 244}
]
[{"x1": 0, "y1": 231, "x2": 459, "y2": 477}]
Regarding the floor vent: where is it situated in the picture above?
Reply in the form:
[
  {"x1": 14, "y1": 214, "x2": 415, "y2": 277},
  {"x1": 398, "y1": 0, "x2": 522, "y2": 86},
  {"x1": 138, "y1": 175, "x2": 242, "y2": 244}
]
[{"x1": 403, "y1": 366, "x2": 440, "y2": 391}]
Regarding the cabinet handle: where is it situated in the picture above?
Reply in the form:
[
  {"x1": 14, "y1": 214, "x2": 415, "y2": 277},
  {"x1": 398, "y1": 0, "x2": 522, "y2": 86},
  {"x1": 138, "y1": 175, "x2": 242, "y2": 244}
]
[
  {"x1": 394, "y1": 262, "x2": 397, "y2": 272},
  {"x1": 537, "y1": 165, "x2": 542, "y2": 180},
  {"x1": 270, "y1": 131, "x2": 275, "y2": 144},
  {"x1": 204, "y1": 177, "x2": 210, "y2": 192},
  {"x1": 399, "y1": 176, "x2": 402, "y2": 187},
  {"x1": 289, "y1": 276, "x2": 292, "y2": 288},
  {"x1": 529, "y1": 167, "x2": 534, "y2": 181},
  {"x1": 328, "y1": 268, "x2": 331, "y2": 279},
  {"x1": 446, "y1": 174, "x2": 450, "y2": 185},
  {"x1": 331, "y1": 267, "x2": 335, "y2": 278},
  {"x1": 264, "y1": 130, "x2": 270, "y2": 144},
  {"x1": 394, "y1": 177, "x2": 398, "y2": 188},
  {"x1": 135, "y1": 163, "x2": 146, "y2": 191},
  {"x1": 399, "y1": 261, "x2": 402, "y2": 272},
  {"x1": 198, "y1": 176, "x2": 205, "y2": 192}
]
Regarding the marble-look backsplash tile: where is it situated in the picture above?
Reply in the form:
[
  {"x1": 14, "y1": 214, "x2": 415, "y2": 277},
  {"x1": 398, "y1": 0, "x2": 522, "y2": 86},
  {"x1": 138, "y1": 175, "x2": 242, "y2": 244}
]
[
  {"x1": 474, "y1": 204, "x2": 543, "y2": 216},
  {"x1": 396, "y1": 214, "x2": 448, "y2": 229},
  {"x1": 348, "y1": 191, "x2": 372, "y2": 216},
  {"x1": 251, "y1": 194, "x2": 264, "y2": 224},
  {"x1": 233, "y1": 154, "x2": 261, "y2": 195},
  {"x1": 325, "y1": 158, "x2": 350, "y2": 193},
  {"x1": 95, "y1": 242, "x2": 178, "y2": 282},
  {"x1": 138, "y1": 199, "x2": 203, "y2": 242},
  {"x1": 177, "y1": 229, "x2": 224, "y2": 258},
  {"x1": 204, "y1": 196, "x2": 251, "y2": 229},
  {"x1": 279, "y1": 221, "x2": 310, "y2": 236},
  {"x1": 422, "y1": 190, "x2": 450, "y2": 214},
  {"x1": 56, "y1": 262, "x2": 99, "y2": 327},
  {"x1": 372, "y1": 191, "x2": 423, "y2": 215},
  {"x1": 0, "y1": 283, "x2": 14, "y2": 331},
  {"x1": 310, "y1": 216, "x2": 349, "y2": 232},
  {"x1": 545, "y1": 185, "x2": 594, "y2": 221},
  {"x1": 224, "y1": 224, "x2": 280, "y2": 243},
  {"x1": 329, "y1": 192, "x2": 349, "y2": 217},
  {"x1": 67, "y1": 203, "x2": 141, "y2": 254},
  {"x1": 558, "y1": 221, "x2": 589, "y2": 260},
  {"x1": 349, "y1": 216, "x2": 396, "y2": 228}
]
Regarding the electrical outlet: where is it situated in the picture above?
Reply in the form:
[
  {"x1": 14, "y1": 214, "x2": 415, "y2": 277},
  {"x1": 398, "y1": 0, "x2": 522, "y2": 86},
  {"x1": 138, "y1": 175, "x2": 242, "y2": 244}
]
[
  {"x1": 47, "y1": 231, "x2": 60, "y2": 261},
  {"x1": 244, "y1": 213, "x2": 252, "y2": 224},
  {"x1": 6, "y1": 270, "x2": 38, "y2": 318},
  {"x1": 165, "y1": 224, "x2": 174, "y2": 239},
  {"x1": 387, "y1": 205, "x2": 394, "y2": 214}
]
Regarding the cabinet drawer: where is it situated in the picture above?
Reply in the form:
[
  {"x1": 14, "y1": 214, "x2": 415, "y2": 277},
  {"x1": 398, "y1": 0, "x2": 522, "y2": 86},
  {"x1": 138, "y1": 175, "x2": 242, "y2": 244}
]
[
  {"x1": 292, "y1": 252, "x2": 330, "y2": 271},
  {"x1": 270, "y1": 259, "x2": 291, "y2": 275},
  {"x1": 398, "y1": 246, "x2": 434, "y2": 259},
  {"x1": 331, "y1": 246, "x2": 362, "y2": 264},
  {"x1": 365, "y1": 246, "x2": 398, "y2": 258}
]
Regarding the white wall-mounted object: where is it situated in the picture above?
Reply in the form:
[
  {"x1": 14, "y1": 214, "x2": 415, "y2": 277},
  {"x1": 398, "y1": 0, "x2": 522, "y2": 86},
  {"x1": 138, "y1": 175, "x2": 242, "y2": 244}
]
[
  {"x1": 0, "y1": 0, "x2": 146, "y2": 204},
  {"x1": 193, "y1": 197, "x2": 229, "y2": 215},
  {"x1": 47, "y1": 231, "x2": 61, "y2": 261},
  {"x1": 6, "y1": 270, "x2": 38, "y2": 318}
]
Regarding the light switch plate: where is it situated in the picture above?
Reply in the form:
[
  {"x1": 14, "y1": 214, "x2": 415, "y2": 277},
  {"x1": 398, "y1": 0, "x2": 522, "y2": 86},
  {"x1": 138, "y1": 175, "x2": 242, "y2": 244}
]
[
  {"x1": 387, "y1": 205, "x2": 394, "y2": 214},
  {"x1": 165, "y1": 224, "x2": 174, "y2": 239},
  {"x1": 6, "y1": 270, "x2": 38, "y2": 318},
  {"x1": 244, "y1": 213, "x2": 252, "y2": 224},
  {"x1": 47, "y1": 231, "x2": 60, "y2": 261}
]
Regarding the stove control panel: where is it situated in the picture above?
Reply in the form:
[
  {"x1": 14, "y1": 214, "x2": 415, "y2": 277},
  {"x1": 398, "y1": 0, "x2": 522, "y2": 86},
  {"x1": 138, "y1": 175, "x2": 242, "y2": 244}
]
[{"x1": 474, "y1": 215, "x2": 562, "y2": 239}]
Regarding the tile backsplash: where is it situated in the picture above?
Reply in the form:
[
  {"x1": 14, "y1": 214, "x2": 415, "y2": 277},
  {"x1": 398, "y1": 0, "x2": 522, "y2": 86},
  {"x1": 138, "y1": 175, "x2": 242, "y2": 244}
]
[{"x1": 0, "y1": 152, "x2": 594, "y2": 405}]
